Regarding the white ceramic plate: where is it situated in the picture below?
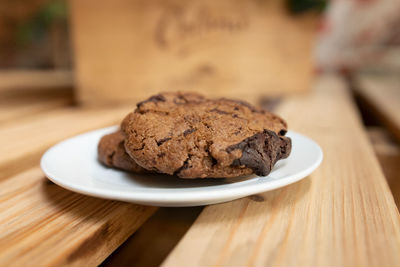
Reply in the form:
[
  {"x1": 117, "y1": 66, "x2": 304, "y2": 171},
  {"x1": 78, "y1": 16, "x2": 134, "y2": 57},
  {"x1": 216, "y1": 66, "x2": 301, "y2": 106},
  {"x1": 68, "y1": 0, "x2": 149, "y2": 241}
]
[{"x1": 41, "y1": 126, "x2": 323, "y2": 207}]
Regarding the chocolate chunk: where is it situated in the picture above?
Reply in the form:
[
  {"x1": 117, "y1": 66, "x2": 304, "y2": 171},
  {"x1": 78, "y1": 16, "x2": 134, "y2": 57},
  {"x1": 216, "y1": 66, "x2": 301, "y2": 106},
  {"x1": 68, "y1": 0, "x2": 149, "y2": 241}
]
[
  {"x1": 210, "y1": 108, "x2": 231, "y2": 115},
  {"x1": 157, "y1": 137, "x2": 171, "y2": 146},
  {"x1": 279, "y1": 129, "x2": 287, "y2": 136},
  {"x1": 137, "y1": 94, "x2": 166, "y2": 108},
  {"x1": 183, "y1": 128, "x2": 197, "y2": 136},
  {"x1": 220, "y1": 98, "x2": 264, "y2": 113},
  {"x1": 227, "y1": 129, "x2": 291, "y2": 176}
]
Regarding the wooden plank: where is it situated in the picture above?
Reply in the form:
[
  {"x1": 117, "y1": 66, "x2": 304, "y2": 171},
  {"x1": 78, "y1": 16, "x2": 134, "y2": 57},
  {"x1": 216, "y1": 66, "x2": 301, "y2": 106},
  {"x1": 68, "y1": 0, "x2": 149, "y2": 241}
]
[
  {"x1": 0, "y1": 97, "x2": 73, "y2": 124},
  {"x1": 69, "y1": 0, "x2": 317, "y2": 106},
  {"x1": 0, "y1": 71, "x2": 74, "y2": 123},
  {"x1": 354, "y1": 75, "x2": 400, "y2": 141},
  {"x1": 368, "y1": 127, "x2": 400, "y2": 208},
  {"x1": 162, "y1": 75, "x2": 400, "y2": 267},
  {"x1": 0, "y1": 70, "x2": 73, "y2": 91},
  {"x1": 0, "y1": 91, "x2": 156, "y2": 265},
  {"x1": 0, "y1": 105, "x2": 133, "y2": 180},
  {"x1": 0, "y1": 168, "x2": 157, "y2": 266}
]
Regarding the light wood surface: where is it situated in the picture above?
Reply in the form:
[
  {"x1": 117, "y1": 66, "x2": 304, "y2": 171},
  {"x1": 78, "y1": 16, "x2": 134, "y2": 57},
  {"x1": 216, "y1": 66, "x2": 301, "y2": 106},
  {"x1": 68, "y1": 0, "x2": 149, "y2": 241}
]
[
  {"x1": 0, "y1": 168, "x2": 157, "y2": 266},
  {"x1": 69, "y1": 0, "x2": 317, "y2": 106},
  {"x1": 162, "y1": 75, "x2": 400, "y2": 267},
  {"x1": 0, "y1": 98, "x2": 70, "y2": 123},
  {"x1": 0, "y1": 81, "x2": 157, "y2": 266},
  {"x1": 0, "y1": 89, "x2": 73, "y2": 124},
  {"x1": 0, "y1": 105, "x2": 134, "y2": 180},
  {"x1": 355, "y1": 75, "x2": 400, "y2": 141}
]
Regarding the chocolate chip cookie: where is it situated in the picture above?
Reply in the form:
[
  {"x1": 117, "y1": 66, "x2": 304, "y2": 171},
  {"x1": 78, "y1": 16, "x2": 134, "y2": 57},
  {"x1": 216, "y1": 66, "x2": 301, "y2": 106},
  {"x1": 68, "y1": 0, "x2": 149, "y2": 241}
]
[
  {"x1": 98, "y1": 130, "x2": 148, "y2": 173},
  {"x1": 121, "y1": 92, "x2": 291, "y2": 178}
]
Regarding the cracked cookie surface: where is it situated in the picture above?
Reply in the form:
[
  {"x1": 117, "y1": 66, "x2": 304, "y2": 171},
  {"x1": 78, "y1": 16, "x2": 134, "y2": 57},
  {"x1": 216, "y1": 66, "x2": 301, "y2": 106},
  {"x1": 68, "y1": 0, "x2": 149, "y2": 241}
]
[
  {"x1": 98, "y1": 130, "x2": 148, "y2": 173},
  {"x1": 121, "y1": 92, "x2": 291, "y2": 178}
]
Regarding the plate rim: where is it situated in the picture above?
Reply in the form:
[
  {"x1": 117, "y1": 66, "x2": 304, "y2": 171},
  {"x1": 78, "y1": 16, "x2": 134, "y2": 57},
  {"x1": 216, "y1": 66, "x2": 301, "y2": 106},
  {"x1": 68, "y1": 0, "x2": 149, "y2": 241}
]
[{"x1": 40, "y1": 126, "x2": 323, "y2": 205}]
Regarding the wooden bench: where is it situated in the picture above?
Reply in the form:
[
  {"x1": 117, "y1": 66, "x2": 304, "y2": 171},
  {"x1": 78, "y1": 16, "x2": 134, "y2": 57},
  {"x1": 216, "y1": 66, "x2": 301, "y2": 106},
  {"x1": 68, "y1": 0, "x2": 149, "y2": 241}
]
[
  {"x1": 354, "y1": 75, "x2": 400, "y2": 142},
  {"x1": 1, "y1": 73, "x2": 399, "y2": 266}
]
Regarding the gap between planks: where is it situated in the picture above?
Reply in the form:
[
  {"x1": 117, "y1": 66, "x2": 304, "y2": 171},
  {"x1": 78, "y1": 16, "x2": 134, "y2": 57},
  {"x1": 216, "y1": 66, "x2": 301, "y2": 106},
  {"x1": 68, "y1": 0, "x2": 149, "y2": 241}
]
[
  {"x1": 353, "y1": 75, "x2": 400, "y2": 142},
  {"x1": 367, "y1": 127, "x2": 400, "y2": 208},
  {"x1": 161, "y1": 74, "x2": 400, "y2": 267}
]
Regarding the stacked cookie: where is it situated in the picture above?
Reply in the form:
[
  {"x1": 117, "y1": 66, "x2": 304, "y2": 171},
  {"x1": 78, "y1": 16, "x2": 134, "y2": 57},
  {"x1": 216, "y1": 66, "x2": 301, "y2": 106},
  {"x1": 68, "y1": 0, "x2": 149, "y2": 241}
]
[{"x1": 98, "y1": 92, "x2": 291, "y2": 178}]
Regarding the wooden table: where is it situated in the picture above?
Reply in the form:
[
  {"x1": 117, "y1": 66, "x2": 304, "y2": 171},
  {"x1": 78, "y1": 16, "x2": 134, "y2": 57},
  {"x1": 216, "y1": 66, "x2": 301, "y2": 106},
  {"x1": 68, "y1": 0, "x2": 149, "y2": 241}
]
[{"x1": 1, "y1": 73, "x2": 399, "y2": 267}]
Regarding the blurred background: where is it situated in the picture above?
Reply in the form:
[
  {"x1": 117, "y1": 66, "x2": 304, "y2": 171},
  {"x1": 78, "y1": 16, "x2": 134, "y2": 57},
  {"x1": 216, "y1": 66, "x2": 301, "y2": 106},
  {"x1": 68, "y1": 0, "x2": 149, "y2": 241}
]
[
  {"x1": 0, "y1": 0, "x2": 70, "y2": 69},
  {"x1": 1, "y1": 0, "x2": 399, "y2": 106}
]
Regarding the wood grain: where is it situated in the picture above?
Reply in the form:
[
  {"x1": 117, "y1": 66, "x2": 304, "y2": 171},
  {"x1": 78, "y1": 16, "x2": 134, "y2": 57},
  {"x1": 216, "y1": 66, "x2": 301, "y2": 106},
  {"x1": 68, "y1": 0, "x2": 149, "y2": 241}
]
[
  {"x1": 69, "y1": 0, "x2": 317, "y2": 106},
  {"x1": 0, "y1": 105, "x2": 133, "y2": 180},
  {"x1": 0, "y1": 168, "x2": 157, "y2": 266},
  {"x1": 0, "y1": 79, "x2": 158, "y2": 265},
  {"x1": 162, "y1": 75, "x2": 400, "y2": 267},
  {"x1": 354, "y1": 75, "x2": 400, "y2": 141}
]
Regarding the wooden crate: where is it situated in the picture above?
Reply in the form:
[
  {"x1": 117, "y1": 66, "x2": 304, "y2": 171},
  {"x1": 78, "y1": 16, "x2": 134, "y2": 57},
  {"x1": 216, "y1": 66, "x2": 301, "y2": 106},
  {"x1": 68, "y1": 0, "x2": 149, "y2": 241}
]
[{"x1": 69, "y1": 0, "x2": 318, "y2": 106}]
